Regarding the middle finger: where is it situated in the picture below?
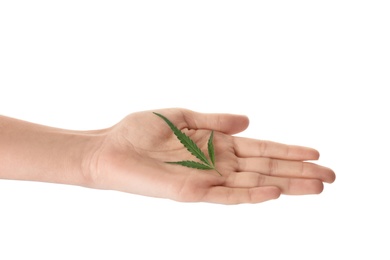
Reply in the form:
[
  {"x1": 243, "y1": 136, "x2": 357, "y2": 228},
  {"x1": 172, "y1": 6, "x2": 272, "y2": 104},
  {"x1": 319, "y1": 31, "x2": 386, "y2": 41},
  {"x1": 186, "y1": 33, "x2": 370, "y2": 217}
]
[{"x1": 236, "y1": 157, "x2": 335, "y2": 183}]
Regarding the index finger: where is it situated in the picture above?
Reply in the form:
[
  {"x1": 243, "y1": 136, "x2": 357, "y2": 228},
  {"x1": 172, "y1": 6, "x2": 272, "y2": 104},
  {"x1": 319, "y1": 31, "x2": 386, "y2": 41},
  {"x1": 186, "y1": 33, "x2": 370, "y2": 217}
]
[{"x1": 233, "y1": 137, "x2": 320, "y2": 160}]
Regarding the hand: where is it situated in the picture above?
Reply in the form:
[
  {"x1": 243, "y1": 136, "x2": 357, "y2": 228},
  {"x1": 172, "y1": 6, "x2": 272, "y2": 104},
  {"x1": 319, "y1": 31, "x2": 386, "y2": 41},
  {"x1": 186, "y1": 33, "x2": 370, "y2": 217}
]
[{"x1": 88, "y1": 108, "x2": 335, "y2": 204}]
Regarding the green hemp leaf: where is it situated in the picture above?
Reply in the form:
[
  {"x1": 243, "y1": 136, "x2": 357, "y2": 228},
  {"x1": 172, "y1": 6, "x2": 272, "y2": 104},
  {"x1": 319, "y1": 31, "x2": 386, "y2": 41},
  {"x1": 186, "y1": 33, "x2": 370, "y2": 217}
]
[{"x1": 153, "y1": 112, "x2": 222, "y2": 176}]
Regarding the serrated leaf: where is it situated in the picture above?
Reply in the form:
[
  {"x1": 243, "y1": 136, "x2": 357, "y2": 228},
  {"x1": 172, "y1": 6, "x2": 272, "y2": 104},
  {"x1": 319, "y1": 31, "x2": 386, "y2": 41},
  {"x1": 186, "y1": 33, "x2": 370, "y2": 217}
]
[
  {"x1": 166, "y1": 161, "x2": 214, "y2": 170},
  {"x1": 154, "y1": 112, "x2": 222, "y2": 176},
  {"x1": 207, "y1": 130, "x2": 215, "y2": 166},
  {"x1": 154, "y1": 112, "x2": 211, "y2": 166}
]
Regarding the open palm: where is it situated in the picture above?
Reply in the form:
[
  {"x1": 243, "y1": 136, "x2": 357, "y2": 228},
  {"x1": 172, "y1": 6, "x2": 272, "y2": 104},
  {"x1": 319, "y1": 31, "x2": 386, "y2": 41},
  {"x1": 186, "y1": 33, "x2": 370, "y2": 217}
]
[{"x1": 90, "y1": 108, "x2": 335, "y2": 204}]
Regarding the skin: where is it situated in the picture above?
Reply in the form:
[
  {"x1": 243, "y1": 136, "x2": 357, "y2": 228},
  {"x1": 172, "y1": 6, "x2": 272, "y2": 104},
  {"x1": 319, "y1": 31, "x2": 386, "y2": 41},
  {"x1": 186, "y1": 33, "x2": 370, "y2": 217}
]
[{"x1": 0, "y1": 108, "x2": 335, "y2": 205}]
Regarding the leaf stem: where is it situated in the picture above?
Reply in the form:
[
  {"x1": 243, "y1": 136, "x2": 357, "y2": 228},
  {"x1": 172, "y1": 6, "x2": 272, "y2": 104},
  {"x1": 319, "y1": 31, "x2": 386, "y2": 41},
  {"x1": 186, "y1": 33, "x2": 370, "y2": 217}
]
[{"x1": 215, "y1": 168, "x2": 222, "y2": 176}]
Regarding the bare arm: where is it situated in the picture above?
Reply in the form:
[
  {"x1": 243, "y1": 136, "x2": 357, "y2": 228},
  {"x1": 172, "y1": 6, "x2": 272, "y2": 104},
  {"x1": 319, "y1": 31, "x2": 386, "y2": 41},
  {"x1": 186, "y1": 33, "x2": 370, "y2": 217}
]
[
  {"x1": 0, "y1": 108, "x2": 335, "y2": 204},
  {"x1": 0, "y1": 115, "x2": 99, "y2": 186}
]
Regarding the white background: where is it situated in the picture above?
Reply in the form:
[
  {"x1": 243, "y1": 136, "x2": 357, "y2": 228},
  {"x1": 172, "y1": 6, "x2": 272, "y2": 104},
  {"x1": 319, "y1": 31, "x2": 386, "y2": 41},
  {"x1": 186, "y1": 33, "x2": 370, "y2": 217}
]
[{"x1": 1, "y1": 1, "x2": 389, "y2": 259}]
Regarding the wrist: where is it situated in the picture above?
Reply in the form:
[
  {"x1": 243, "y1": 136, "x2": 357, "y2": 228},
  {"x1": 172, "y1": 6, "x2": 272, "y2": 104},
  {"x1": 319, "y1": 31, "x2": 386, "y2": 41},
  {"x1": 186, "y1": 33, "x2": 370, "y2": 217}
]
[{"x1": 77, "y1": 130, "x2": 108, "y2": 188}]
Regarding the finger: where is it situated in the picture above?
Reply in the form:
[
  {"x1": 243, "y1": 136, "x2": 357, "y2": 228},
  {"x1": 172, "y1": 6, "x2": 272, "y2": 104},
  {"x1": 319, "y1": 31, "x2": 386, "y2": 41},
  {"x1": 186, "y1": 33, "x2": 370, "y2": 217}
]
[
  {"x1": 233, "y1": 137, "x2": 320, "y2": 160},
  {"x1": 182, "y1": 109, "x2": 250, "y2": 135},
  {"x1": 237, "y1": 157, "x2": 336, "y2": 183},
  {"x1": 225, "y1": 172, "x2": 325, "y2": 195},
  {"x1": 202, "y1": 186, "x2": 281, "y2": 205}
]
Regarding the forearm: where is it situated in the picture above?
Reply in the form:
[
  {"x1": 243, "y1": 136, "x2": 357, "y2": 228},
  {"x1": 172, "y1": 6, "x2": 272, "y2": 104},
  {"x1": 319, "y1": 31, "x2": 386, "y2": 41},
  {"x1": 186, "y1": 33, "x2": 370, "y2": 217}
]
[{"x1": 0, "y1": 115, "x2": 100, "y2": 187}]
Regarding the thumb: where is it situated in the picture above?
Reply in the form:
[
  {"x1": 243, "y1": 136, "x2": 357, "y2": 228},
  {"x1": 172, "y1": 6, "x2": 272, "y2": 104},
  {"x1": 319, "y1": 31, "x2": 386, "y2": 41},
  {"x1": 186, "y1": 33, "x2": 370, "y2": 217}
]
[{"x1": 182, "y1": 109, "x2": 249, "y2": 135}]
